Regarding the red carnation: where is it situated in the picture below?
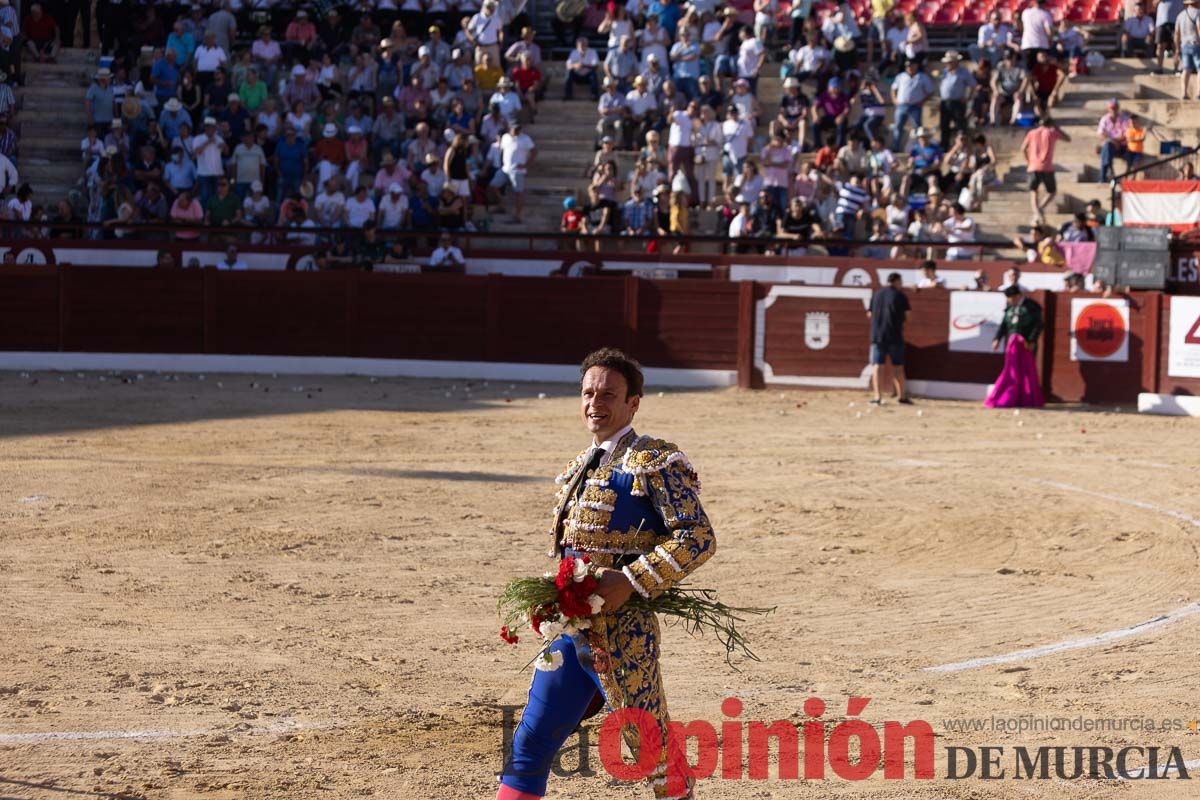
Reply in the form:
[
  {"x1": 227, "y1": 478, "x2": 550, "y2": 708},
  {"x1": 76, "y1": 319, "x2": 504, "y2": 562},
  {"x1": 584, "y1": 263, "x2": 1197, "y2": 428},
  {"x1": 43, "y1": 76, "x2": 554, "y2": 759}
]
[
  {"x1": 558, "y1": 589, "x2": 593, "y2": 619},
  {"x1": 574, "y1": 574, "x2": 598, "y2": 597},
  {"x1": 500, "y1": 626, "x2": 519, "y2": 644},
  {"x1": 555, "y1": 557, "x2": 576, "y2": 591},
  {"x1": 529, "y1": 612, "x2": 543, "y2": 636}
]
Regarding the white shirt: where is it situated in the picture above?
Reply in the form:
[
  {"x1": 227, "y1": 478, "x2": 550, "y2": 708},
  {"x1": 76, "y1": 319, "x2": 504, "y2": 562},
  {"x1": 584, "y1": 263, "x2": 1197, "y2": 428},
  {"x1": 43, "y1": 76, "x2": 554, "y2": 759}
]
[
  {"x1": 737, "y1": 37, "x2": 765, "y2": 77},
  {"x1": 216, "y1": 258, "x2": 249, "y2": 270},
  {"x1": 566, "y1": 47, "x2": 599, "y2": 70},
  {"x1": 667, "y1": 110, "x2": 692, "y2": 147},
  {"x1": 593, "y1": 422, "x2": 634, "y2": 456},
  {"x1": 501, "y1": 132, "x2": 535, "y2": 172},
  {"x1": 430, "y1": 245, "x2": 465, "y2": 268},
  {"x1": 191, "y1": 132, "x2": 225, "y2": 176},
  {"x1": 625, "y1": 88, "x2": 655, "y2": 117},
  {"x1": 345, "y1": 196, "x2": 377, "y2": 228},
  {"x1": 194, "y1": 44, "x2": 228, "y2": 72},
  {"x1": 1020, "y1": 7, "x2": 1054, "y2": 49},
  {"x1": 722, "y1": 118, "x2": 752, "y2": 160},
  {"x1": 378, "y1": 193, "x2": 408, "y2": 228}
]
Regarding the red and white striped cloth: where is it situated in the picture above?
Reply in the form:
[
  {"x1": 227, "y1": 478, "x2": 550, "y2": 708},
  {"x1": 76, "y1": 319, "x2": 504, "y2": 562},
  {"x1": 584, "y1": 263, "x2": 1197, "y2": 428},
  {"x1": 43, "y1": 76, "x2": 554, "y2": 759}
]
[{"x1": 1122, "y1": 179, "x2": 1200, "y2": 232}]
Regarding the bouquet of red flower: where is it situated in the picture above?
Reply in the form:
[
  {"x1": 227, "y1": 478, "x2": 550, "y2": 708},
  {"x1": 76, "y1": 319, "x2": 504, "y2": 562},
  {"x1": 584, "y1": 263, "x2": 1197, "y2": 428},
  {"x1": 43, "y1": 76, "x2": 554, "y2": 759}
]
[{"x1": 497, "y1": 554, "x2": 773, "y2": 671}]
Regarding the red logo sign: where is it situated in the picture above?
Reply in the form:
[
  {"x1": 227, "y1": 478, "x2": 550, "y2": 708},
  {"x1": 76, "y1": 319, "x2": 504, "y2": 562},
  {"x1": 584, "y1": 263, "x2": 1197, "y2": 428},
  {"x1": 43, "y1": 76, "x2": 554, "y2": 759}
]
[
  {"x1": 1185, "y1": 314, "x2": 1200, "y2": 345},
  {"x1": 1074, "y1": 303, "x2": 1127, "y2": 359}
]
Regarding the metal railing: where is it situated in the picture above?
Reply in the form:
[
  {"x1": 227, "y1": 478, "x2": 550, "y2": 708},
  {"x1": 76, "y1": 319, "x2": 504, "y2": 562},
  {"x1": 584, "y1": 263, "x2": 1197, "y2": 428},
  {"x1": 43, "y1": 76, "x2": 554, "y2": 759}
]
[{"x1": 0, "y1": 221, "x2": 1028, "y2": 264}]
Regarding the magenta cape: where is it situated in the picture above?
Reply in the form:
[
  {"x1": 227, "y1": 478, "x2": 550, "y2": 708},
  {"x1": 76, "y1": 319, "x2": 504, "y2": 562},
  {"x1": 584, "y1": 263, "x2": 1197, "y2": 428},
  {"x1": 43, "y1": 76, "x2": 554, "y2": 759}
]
[{"x1": 984, "y1": 334, "x2": 1045, "y2": 408}]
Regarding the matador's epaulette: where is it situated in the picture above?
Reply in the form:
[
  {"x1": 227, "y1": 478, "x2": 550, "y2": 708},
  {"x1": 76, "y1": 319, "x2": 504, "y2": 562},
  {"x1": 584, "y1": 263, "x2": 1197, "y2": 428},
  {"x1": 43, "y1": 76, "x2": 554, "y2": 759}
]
[{"x1": 620, "y1": 437, "x2": 699, "y2": 496}]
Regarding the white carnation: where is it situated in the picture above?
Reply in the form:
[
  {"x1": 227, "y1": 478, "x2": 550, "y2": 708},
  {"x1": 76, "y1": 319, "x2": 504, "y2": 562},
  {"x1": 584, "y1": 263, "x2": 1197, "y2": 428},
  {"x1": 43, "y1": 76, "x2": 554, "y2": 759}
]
[
  {"x1": 534, "y1": 649, "x2": 564, "y2": 672},
  {"x1": 572, "y1": 558, "x2": 590, "y2": 583},
  {"x1": 588, "y1": 594, "x2": 605, "y2": 615},
  {"x1": 539, "y1": 621, "x2": 563, "y2": 642}
]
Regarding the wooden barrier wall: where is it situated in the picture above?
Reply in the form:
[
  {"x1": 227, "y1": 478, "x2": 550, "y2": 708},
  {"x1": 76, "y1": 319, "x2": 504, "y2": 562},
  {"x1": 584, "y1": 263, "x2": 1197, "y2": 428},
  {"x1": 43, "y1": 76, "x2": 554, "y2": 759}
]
[{"x1": 0, "y1": 266, "x2": 1194, "y2": 405}]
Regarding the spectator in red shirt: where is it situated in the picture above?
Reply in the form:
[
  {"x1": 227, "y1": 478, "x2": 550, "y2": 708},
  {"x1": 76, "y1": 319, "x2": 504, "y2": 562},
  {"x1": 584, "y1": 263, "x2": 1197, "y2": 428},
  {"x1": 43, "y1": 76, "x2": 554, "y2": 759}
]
[
  {"x1": 311, "y1": 123, "x2": 346, "y2": 169},
  {"x1": 560, "y1": 195, "x2": 583, "y2": 233},
  {"x1": 1026, "y1": 50, "x2": 1064, "y2": 115},
  {"x1": 510, "y1": 53, "x2": 542, "y2": 121},
  {"x1": 22, "y1": 2, "x2": 60, "y2": 63}
]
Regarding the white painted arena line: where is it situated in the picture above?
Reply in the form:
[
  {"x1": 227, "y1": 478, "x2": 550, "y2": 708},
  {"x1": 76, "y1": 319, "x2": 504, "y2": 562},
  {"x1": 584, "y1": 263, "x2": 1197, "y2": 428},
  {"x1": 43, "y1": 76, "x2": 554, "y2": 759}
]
[
  {"x1": 1030, "y1": 479, "x2": 1200, "y2": 529},
  {"x1": 925, "y1": 480, "x2": 1200, "y2": 674},
  {"x1": 924, "y1": 603, "x2": 1200, "y2": 673},
  {"x1": 1122, "y1": 758, "x2": 1200, "y2": 780},
  {"x1": 0, "y1": 718, "x2": 335, "y2": 744}
]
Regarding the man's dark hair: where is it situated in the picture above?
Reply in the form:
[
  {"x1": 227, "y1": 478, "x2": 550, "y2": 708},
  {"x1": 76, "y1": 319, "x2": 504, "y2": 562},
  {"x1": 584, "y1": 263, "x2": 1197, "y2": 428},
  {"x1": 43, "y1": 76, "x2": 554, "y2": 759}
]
[
  {"x1": 1004, "y1": 285, "x2": 1022, "y2": 297},
  {"x1": 580, "y1": 348, "x2": 644, "y2": 398},
  {"x1": 887, "y1": 271, "x2": 902, "y2": 285},
  {"x1": 920, "y1": 259, "x2": 937, "y2": 272}
]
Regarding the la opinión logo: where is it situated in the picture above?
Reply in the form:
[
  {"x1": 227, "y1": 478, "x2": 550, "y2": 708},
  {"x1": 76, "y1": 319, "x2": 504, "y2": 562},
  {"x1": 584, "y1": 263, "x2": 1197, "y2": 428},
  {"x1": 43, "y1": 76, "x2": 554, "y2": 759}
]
[{"x1": 498, "y1": 697, "x2": 1193, "y2": 793}]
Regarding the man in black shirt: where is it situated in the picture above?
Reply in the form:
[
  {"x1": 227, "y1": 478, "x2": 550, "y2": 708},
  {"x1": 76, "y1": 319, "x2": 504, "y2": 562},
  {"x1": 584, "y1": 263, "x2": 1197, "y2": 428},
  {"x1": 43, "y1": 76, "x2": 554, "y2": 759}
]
[{"x1": 867, "y1": 272, "x2": 912, "y2": 405}]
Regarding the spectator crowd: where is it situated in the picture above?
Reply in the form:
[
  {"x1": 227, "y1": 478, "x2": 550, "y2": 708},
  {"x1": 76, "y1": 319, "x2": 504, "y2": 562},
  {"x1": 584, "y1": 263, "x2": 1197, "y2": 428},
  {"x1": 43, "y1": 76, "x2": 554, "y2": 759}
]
[{"x1": 0, "y1": 0, "x2": 1181, "y2": 273}]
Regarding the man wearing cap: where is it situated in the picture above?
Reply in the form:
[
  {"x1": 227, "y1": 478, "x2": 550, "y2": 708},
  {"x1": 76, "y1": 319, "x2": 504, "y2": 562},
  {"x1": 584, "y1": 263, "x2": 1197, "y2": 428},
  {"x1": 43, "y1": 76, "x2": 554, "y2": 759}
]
[
  {"x1": 491, "y1": 76, "x2": 522, "y2": 124},
  {"x1": 192, "y1": 115, "x2": 228, "y2": 207},
  {"x1": 284, "y1": 9, "x2": 318, "y2": 62},
  {"x1": 938, "y1": 51, "x2": 975, "y2": 147},
  {"x1": 889, "y1": 58, "x2": 934, "y2": 152},
  {"x1": 467, "y1": 0, "x2": 504, "y2": 67},
  {"x1": 596, "y1": 77, "x2": 628, "y2": 146},
  {"x1": 425, "y1": 24, "x2": 452, "y2": 65},
  {"x1": 413, "y1": 43, "x2": 441, "y2": 90},
  {"x1": 312, "y1": 122, "x2": 346, "y2": 171},
  {"x1": 376, "y1": 181, "x2": 409, "y2": 231},
  {"x1": 86, "y1": 68, "x2": 116, "y2": 129},
  {"x1": 1177, "y1": 0, "x2": 1200, "y2": 99},
  {"x1": 220, "y1": 93, "x2": 250, "y2": 140},
  {"x1": 667, "y1": 100, "x2": 698, "y2": 202},
  {"x1": 1096, "y1": 98, "x2": 1131, "y2": 183},
  {"x1": 443, "y1": 47, "x2": 473, "y2": 90},
  {"x1": 284, "y1": 63, "x2": 321, "y2": 110},
  {"x1": 104, "y1": 118, "x2": 129, "y2": 161},
  {"x1": 564, "y1": 35, "x2": 600, "y2": 100},
  {"x1": 814, "y1": 76, "x2": 851, "y2": 148}
]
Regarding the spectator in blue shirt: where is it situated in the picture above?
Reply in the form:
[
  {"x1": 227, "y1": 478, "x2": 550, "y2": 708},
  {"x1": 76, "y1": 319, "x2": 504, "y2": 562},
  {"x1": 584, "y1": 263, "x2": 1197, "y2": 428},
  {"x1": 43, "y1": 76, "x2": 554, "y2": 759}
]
[
  {"x1": 669, "y1": 29, "x2": 701, "y2": 99},
  {"x1": 622, "y1": 185, "x2": 654, "y2": 235},
  {"x1": 272, "y1": 127, "x2": 308, "y2": 201},
  {"x1": 166, "y1": 19, "x2": 196, "y2": 65},
  {"x1": 162, "y1": 147, "x2": 197, "y2": 197},
  {"x1": 158, "y1": 97, "x2": 190, "y2": 142},
  {"x1": 902, "y1": 127, "x2": 943, "y2": 197},
  {"x1": 649, "y1": 0, "x2": 682, "y2": 37},
  {"x1": 151, "y1": 49, "x2": 180, "y2": 103}
]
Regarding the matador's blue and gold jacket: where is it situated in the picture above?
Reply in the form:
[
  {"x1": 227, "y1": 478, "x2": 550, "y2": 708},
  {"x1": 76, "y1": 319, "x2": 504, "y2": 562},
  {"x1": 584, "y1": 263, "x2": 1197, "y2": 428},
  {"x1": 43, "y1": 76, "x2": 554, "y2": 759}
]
[
  {"x1": 548, "y1": 429, "x2": 715, "y2": 800},
  {"x1": 549, "y1": 428, "x2": 716, "y2": 602}
]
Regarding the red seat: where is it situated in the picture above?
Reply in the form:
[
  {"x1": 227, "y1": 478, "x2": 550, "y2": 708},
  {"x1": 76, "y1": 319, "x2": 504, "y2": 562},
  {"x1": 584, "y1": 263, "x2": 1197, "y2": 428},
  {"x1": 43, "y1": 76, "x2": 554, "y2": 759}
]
[{"x1": 962, "y1": 6, "x2": 988, "y2": 23}]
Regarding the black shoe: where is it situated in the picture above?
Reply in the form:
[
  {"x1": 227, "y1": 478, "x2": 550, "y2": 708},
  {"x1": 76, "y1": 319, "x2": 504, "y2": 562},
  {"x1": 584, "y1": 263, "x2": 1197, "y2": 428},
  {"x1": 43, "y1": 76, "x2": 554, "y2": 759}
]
[
  {"x1": 898, "y1": 397, "x2": 914, "y2": 405},
  {"x1": 868, "y1": 398, "x2": 882, "y2": 405}
]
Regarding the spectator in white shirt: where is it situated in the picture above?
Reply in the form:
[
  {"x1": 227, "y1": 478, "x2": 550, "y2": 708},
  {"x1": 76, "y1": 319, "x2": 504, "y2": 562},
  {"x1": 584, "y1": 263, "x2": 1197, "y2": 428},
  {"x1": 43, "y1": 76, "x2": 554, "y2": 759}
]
[
  {"x1": 1019, "y1": 0, "x2": 1055, "y2": 68},
  {"x1": 216, "y1": 245, "x2": 249, "y2": 270},
  {"x1": 194, "y1": 32, "x2": 228, "y2": 82},
  {"x1": 377, "y1": 182, "x2": 409, "y2": 230},
  {"x1": 1122, "y1": 2, "x2": 1156, "y2": 58},
  {"x1": 429, "y1": 232, "x2": 466, "y2": 271},
  {"x1": 345, "y1": 184, "x2": 377, "y2": 228},
  {"x1": 563, "y1": 36, "x2": 600, "y2": 101},
  {"x1": 916, "y1": 259, "x2": 947, "y2": 288},
  {"x1": 736, "y1": 27, "x2": 766, "y2": 93},
  {"x1": 191, "y1": 116, "x2": 227, "y2": 207},
  {"x1": 490, "y1": 121, "x2": 536, "y2": 222}
]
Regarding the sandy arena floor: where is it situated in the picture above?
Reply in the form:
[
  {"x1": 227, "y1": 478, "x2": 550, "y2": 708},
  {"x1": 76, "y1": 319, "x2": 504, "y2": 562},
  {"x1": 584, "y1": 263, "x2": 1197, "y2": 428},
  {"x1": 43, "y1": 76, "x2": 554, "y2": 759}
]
[{"x1": 0, "y1": 370, "x2": 1197, "y2": 799}]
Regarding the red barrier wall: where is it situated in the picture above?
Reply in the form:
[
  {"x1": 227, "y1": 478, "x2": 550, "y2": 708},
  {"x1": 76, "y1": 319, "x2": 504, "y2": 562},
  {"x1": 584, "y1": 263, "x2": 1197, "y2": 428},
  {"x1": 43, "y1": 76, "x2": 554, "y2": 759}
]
[{"x1": 0, "y1": 266, "x2": 1187, "y2": 405}]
